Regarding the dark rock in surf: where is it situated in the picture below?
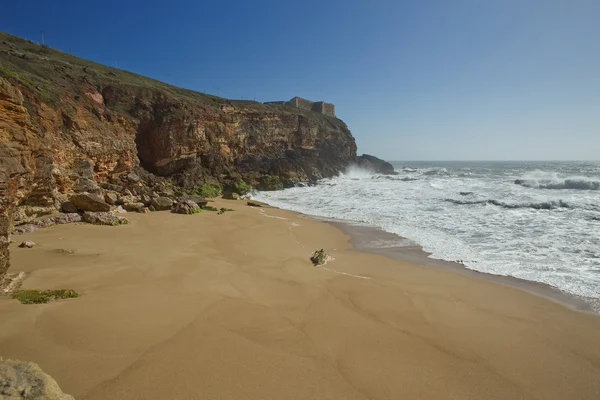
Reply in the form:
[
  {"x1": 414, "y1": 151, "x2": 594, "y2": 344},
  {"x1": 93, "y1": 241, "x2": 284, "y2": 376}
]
[{"x1": 353, "y1": 154, "x2": 396, "y2": 175}]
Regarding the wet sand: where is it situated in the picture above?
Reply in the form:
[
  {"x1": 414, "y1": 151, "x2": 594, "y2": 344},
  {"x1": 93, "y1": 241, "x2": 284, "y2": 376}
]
[{"x1": 1, "y1": 200, "x2": 600, "y2": 399}]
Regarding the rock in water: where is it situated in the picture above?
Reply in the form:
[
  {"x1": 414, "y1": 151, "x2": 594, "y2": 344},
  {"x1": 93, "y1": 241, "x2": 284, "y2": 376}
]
[
  {"x1": 0, "y1": 358, "x2": 75, "y2": 399},
  {"x1": 69, "y1": 193, "x2": 110, "y2": 212},
  {"x1": 173, "y1": 200, "x2": 200, "y2": 214},
  {"x1": 82, "y1": 212, "x2": 129, "y2": 226},
  {"x1": 150, "y1": 197, "x2": 173, "y2": 211},
  {"x1": 18, "y1": 241, "x2": 35, "y2": 248},
  {"x1": 353, "y1": 154, "x2": 396, "y2": 175}
]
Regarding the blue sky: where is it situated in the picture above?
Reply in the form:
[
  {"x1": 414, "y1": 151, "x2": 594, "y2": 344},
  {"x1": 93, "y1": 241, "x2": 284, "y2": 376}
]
[{"x1": 1, "y1": 0, "x2": 599, "y2": 160}]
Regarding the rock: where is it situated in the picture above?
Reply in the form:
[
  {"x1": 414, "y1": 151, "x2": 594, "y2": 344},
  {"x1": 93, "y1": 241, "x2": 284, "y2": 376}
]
[
  {"x1": 150, "y1": 197, "x2": 173, "y2": 211},
  {"x1": 18, "y1": 241, "x2": 35, "y2": 248},
  {"x1": 140, "y1": 194, "x2": 152, "y2": 205},
  {"x1": 34, "y1": 217, "x2": 55, "y2": 228},
  {"x1": 148, "y1": 205, "x2": 156, "y2": 212},
  {"x1": 223, "y1": 192, "x2": 240, "y2": 200},
  {"x1": 82, "y1": 211, "x2": 129, "y2": 226},
  {"x1": 12, "y1": 224, "x2": 38, "y2": 235},
  {"x1": 122, "y1": 189, "x2": 133, "y2": 196},
  {"x1": 113, "y1": 205, "x2": 127, "y2": 214},
  {"x1": 123, "y1": 202, "x2": 145, "y2": 212},
  {"x1": 247, "y1": 200, "x2": 264, "y2": 207},
  {"x1": 127, "y1": 172, "x2": 141, "y2": 182},
  {"x1": 54, "y1": 213, "x2": 82, "y2": 225},
  {"x1": 61, "y1": 201, "x2": 78, "y2": 213},
  {"x1": 70, "y1": 193, "x2": 110, "y2": 212},
  {"x1": 177, "y1": 195, "x2": 208, "y2": 206},
  {"x1": 104, "y1": 192, "x2": 118, "y2": 205},
  {"x1": 140, "y1": 207, "x2": 150, "y2": 214},
  {"x1": 310, "y1": 249, "x2": 332, "y2": 266},
  {"x1": 0, "y1": 358, "x2": 75, "y2": 399},
  {"x1": 354, "y1": 154, "x2": 396, "y2": 175},
  {"x1": 117, "y1": 195, "x2": 135, "y2": 205},
  {"x1": 173, "y1": 200, "x2": 201, "y2": 215}
]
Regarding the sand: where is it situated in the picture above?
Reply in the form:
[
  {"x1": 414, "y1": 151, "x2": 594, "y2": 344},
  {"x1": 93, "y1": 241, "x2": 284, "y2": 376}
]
[{"x1": 1, "y1": 199, "x2": 599, "y2": 400}]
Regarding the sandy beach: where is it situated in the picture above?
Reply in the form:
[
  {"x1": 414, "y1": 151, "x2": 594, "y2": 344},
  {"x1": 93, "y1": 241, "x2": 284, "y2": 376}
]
[{"x1": 1, "y1": 200, "x2": 600, "y2": 400}]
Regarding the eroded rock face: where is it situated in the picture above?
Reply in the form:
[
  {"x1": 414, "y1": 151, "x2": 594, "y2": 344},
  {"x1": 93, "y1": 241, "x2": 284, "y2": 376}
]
[
  {"x1": 0, "y1": 358, "x2": 75, "y2": 399},
  {"x1": 0, "y1": 32, "x2": 360, "y2": 280}
]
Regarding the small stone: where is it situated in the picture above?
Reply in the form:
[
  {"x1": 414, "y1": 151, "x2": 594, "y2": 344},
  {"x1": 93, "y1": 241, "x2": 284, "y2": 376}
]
[
  {"x1": 18, "y1": 241, "x2": 36, "y2": 248},
  {"x1": 223, "y1": 192, "x2": 240, "y2": 200},
  {"x1": 61, "y1": 201, "x2": 78, "y2": 213},
  {"x1": 127, "y1": 172, "x2": 141, "y2": 182}
]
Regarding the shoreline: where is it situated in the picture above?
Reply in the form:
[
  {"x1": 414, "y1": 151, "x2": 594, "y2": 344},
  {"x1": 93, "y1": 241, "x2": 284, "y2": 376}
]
[
  {"x1": 1, "y1": 199, "x2": 600, "y2": 399},
  {"x1": 323, "y1": 217, "x2": 599, "y2": 314}
]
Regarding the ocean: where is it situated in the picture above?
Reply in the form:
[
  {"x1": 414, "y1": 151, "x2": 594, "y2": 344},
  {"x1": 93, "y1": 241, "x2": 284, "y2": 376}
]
[{"x1": 252, "y1": 161, "x2": 600, "y2": 311}]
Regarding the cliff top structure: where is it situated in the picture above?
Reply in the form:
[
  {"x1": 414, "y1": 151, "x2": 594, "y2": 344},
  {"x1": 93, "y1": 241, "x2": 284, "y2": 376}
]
[{"x1": 265, "y1": 97, "x2": 335, "y2": 117}]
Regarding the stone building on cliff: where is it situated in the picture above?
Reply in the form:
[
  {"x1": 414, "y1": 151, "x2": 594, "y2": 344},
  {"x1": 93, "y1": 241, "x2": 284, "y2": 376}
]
[{"x1": 265, "y1": 97, "x2": 335, "y2": 117}]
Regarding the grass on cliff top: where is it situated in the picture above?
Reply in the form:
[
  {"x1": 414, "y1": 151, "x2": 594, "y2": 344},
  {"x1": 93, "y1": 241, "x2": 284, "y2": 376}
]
[
  {"x1": 0, "y1": 31, "x2": 347, "y2": 128},
  {"x1": 12, "y1": 289, "x2": 79, "y2": 304}
]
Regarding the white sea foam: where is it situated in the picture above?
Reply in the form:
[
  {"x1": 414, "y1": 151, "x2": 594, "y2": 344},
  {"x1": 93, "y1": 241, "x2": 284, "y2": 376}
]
[{"x1": 253, "y1": 161, "x2": 600, "y2": 308}]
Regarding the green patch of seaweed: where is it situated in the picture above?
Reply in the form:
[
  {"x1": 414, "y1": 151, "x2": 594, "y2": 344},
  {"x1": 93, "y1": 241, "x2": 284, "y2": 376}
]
[{"x1": 12, "y1": 289, "x2": 79, "y2": 304}]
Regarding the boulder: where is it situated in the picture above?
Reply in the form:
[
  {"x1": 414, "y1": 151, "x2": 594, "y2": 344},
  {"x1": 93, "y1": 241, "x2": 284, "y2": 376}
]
[
  {"x1": 150, "y1": 197, "x2": 173, "y2": 211},
  {"x1": 18, "y1": 241, "x2": 35, "y2": 248},
  {"x1": 82, "y1": 212, "x2": 129, "y2": 226},
  {"x1": 177, "y1": 195, "x2": 208, "y2": 206},
  {"x1": 0, "y1": 358, "x2": 75, "y2": 399},
  {"x1": 173, "y1": 200, "x2": 200, "y2": 215},
  {"x1": 70, "y1": 193, "x2": 110, "y2": 212},
  {"x1": 247, "y1": 200, "x2": 265, "y2": 207},
  {"x1": 54, "y1": 213, "x2": 82, "y2": 225},
  {"x1": 354, "y1": 154, "x2": 396, "y2": 175},
  {"x1": 61, "y1": 201, "x2": 78, "y2": 213},
  {"x1": 12, "y1": 224, "x2": 38, "y2": 235},
  {"x1": 104, "y1": 192, "x2": 118, "y2": 205},
  {"x1": 123, "y1": 202, "x2": 145, "y2": 212},
  {"x1": 140, "y1": 194, "x2": 152, "y2": 205}
]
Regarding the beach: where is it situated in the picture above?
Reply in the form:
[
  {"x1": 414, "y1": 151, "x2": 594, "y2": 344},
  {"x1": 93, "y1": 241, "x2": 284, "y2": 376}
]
[{"x1": 1, "y1": 200, "x2": 600, "y2": 400}]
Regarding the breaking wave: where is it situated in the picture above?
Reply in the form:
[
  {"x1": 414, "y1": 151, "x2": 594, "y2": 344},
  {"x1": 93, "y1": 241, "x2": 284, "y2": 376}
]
[
  {"x1": 445, "y1": 198, "x2": 599, "y2": 211},
  {"x1": 514, "y1": 171, "x2": 600, "y2": 190}
]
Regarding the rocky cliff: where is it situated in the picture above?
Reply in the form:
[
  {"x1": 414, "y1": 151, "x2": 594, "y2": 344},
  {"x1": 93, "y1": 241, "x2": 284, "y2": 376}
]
[{"x1": 0, "y1": 31, "x2": 360, "y2": 277}]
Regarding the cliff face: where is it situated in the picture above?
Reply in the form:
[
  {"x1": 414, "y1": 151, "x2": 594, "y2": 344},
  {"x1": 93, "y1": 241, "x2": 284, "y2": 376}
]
[
  {"x1": 0, "y1": 31, "x2": 358, "y2": 277},
  {"x1": 0, "y1": 33, "x2": 356, "y2": 207}
]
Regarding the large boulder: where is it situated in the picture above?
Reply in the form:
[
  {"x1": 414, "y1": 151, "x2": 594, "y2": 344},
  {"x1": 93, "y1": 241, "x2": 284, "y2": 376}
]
[
  {"x1": 82, "y1": 211, "x2": 128, "y2": 226},
  {"x1": 69, "y1": 193, "x2": 110, "y2": 212},
  {"x1": 150, "y1": 197, "x2": 173, "y2": 211},
  {"x1": 0, "y1": 358, "x2": 75, "y2": 399},
  {"x1": 353, "y1": 154, "x2": 396, "y2": 175},
  {"x1": 173, "y1": 200, "x2": 200, "y2": 215},
  {"x1": 122, "y1": 202, "x2": 145, "y2": 212}
]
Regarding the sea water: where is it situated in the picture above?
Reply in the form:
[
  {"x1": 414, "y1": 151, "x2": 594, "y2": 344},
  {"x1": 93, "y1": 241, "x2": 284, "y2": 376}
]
[{"x1": 252, "y1": 161, "x2": 600, "y2": 310}]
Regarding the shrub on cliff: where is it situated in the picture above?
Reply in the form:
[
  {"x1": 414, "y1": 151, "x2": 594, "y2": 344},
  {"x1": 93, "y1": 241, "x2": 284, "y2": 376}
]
[
  {"x1": 192, "y1": 183, "x2": 221, "y2": 198},
  {"x1": 257, "y1": 175, "x2": 284, "y2": 191},
  {"x1": 223, "y1": 180, "x2": 251, "y2": 196}
]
